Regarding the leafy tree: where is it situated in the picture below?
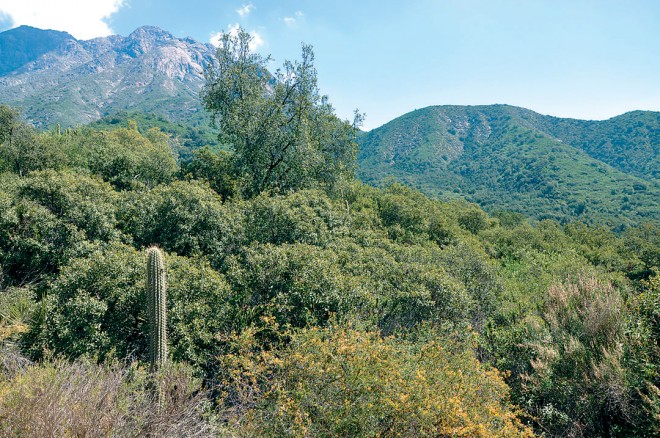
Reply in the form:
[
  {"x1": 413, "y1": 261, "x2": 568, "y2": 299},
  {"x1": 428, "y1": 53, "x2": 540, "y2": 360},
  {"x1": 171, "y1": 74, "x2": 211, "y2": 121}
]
[
  {"x1": 180, "y1": 147, "x2": 237, "y2": 201},
  {"x1": 46, "y1": 126, "x2": 177, "y2": 190},
  {"x1": 202, "y1": 27, "x2": 362, "y2": 197},
  {"x1": 624, "y1": 222, "x2": 660, "y2": 276},
  {"x1": 18, "y1": 170, "x2": 120, "y2": 242},
  {"x1": 117, "y1": 180, "x2": 244, "y2": 268},
  {"x1": 0, "y1": 190, "x2": 86, "y2": 286},
  {"x1": 243, "y1": 189, "x2": 350, "y2": 246},
  {"x1": 0, "y1": 107, "x2": 66, "y2": 175},
  {"x1": 224, "y1": 243, "x2": 350, "y2": 329},
  {"x1": 0, "y1": 170, "x2": 121, "y2": 287},
  {"x1": 0, "y1": 105, "x2": 21, "y2": 145}
]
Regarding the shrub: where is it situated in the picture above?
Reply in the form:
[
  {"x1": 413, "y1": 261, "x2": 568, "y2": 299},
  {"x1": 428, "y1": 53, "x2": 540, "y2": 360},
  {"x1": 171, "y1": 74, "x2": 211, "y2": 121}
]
[
  {"x1": 244, "y1": 189, "x2": 350, "y2": 246},
  {"x1": 523, "y1": 274, "x2": 634, "y2": 436},
  {"x1": 0, "y1": 359, "x2": 215, "y2": 437},
  {"x1": 117, "y1": 180, "x2": 244, "y2": 268},
  {"x1": 218, "y1": 325, "x2": 533, "y2": 437},
  {"x1": 25, "y1": 243, "x2": 234, "y2": 375}
]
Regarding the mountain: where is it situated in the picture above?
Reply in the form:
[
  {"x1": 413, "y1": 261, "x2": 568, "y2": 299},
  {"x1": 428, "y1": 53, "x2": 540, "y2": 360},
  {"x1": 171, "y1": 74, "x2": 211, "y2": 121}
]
[
  {"x1": 358, "y1": 105, "x2": 660, "y2": 227},
  {"x1": 0, "y1": 25, "x2": 216, "y2": 128},
  {"x1": 0, "y1": 26, "x2": 76, "y2": 76},
  {"x1": 503, "y1": 107, "x2": 660, "y2": 181},
  {"x1": 2, "y1": 26, "x2": 657, "y2": 227}
]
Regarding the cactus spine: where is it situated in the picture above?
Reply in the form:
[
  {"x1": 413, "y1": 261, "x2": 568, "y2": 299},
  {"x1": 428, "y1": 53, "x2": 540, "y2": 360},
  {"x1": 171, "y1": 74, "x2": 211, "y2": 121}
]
[{"x1": 146, "y1": 246, "x2": 168, "y2": 370}]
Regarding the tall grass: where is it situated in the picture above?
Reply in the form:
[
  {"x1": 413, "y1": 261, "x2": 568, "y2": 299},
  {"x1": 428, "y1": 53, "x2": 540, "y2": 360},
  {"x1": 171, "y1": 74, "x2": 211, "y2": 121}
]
[{"x1": 0, "y1": 358, "x2": 216, "y2": 437}]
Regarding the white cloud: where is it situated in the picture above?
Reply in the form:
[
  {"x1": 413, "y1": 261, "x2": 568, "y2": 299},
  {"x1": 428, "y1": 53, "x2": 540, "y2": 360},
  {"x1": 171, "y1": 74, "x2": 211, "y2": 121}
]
[
  {"x1": 236, "y1": 3, "x2": 254, "y2": 17},
  {"x1": 209, "y1": 31, "x2": 223, "y2": 47},
  {"x1": 0, "y1": 0, "x2": 125, "y2": 39},
  {"x1": 249, "y1": 30, "x2": 264, "y2": 51},
  {"x1": 210, "y1": 23, "x2": 264, "y2": 52},
  {"x1": 283, "y1": 11, "x2": 303, "y2": 27}
]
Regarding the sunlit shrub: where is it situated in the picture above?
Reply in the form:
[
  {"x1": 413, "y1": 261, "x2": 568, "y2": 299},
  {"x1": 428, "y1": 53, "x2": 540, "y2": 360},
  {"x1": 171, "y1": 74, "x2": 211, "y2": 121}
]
[
  {"x1": 218, "y1": 325, "x2": 533, "y2": 437},
  {"x1": 0, "y1": 359, "x2": 215, "y2": 436}
]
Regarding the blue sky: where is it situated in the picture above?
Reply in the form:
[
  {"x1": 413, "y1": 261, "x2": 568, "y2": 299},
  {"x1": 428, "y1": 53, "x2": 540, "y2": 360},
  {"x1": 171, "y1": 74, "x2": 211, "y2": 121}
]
[{"x1": 1, "y1": 0, "x2": 659, "y2": 130}]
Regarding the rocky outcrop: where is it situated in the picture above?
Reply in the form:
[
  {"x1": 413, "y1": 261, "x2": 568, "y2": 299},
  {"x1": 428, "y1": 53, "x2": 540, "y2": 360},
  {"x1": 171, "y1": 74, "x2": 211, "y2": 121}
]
[{"x1": 0, "y1": 25, "x2": 217, "y2": 127}]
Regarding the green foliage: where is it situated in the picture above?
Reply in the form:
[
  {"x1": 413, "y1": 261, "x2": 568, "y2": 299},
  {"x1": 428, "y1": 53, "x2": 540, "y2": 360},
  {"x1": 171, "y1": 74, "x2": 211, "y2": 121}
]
[
  {"x1": 181, "y1": 146, "x2": 237, "y2": 200},
  {"x1": 117, "y1": 180, "x2": 244, "y2": 267},
  {"x1": 25, "y1": 243, "x2": 234, "y2": 372},
  {"x1": 520, "y1": 275, "x2": 636, "y2": 436},
  {"x1": 624, "y1": 222, "x2": 660, "y2": 275},
  {"x1": 0, "y1": 187, "x2": 87, "y2": 287},
  {"x1": 0, "y1": 105, "x2": 21, "y2": 145},
  {"x1": 457, "y1": 207, "x2": 491, "y2": 234},
  {"x1": 631, "y1": 271, "x2": 660, "y2": 434},
  {"x1": 528, "y1": 109, "x2": 660, "y2": 180},
  {"x1": 375, "y1": 183, "x2": 460, "y2": 245},
  {"x1": 79, "y1": 127, "x2": 177, "y2": 189},
  {"x1": 146, "y1": 247, "x2": 168, "y2": 370},
  {"x1": 1, "y1": 110, "x2": 178, "y2": 190},
  {"x1": 202, "y1": 27, "x2": 361, "y2": 197},
  {"x1": 244, "y1": 189, "x2": 350, "y2": 246},
  {"x1": 0, "y1": 97, "x2": 658, "y2": 434},
  {"x1": 88, "y1": 110, "x2": 221, "y2": 160},
  {"x1": 0, "y1": 169, "x2": 120, "y2": 286},
  {"x1": 359, "y1": 105, "x2": 660, "y2": 228},
  {"x1": 225, "y1": 243, "x2": 350, "y2": 329},
  {"x1": 0, "y1": 287, "x2": 35, "y2": 343},
  {"x1": 18, "y1": 169, "x2": 120, "y2": 242},
  {"x1": 0, "y1": 109, "x2": 66, "y2": 175}
]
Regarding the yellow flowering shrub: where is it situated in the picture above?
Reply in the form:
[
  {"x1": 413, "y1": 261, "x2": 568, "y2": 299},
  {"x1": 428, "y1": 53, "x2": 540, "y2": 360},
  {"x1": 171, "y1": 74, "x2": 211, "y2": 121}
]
[{"x1": 218, "y1": 324, "x2": 534, "y2": 437}]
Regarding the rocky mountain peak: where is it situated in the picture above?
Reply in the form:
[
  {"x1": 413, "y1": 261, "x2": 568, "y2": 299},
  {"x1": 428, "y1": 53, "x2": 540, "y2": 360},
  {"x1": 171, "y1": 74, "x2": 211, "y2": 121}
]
[
  {"x1": 121, "y1": 26, "x2": 175, "y2": 57},
  {"x1": 0, "y1": 25, "x2": 217, "y2": 127}
]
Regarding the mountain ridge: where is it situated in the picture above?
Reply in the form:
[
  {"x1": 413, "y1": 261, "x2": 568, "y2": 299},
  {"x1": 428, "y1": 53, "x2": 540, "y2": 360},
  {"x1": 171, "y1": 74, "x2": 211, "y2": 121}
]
[
  {"x1": 0, "y1": 25, "x2": 216, "y2": 127},
  {"x1": 358, "y1": 104, "x2": 659, "y2": 227},
  {"x1": 1, "y1": 25, "x2": 657, "y2": 228},
  {"x1": 0, "y1": 25, "x2": 76, "y2": 76}
]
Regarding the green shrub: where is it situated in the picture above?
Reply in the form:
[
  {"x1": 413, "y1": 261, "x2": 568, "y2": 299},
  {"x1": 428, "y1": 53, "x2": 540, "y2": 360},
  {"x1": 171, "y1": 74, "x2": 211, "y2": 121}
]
[
  {"x1": 117, "y1": 180, "x2": 244, "y2": 268},
  {"x1": 522, "y1": 274, "x2": 635, "y2": 436},
  {"x1": 25, "y1": 243, "x2": 234, "y2": 374}
]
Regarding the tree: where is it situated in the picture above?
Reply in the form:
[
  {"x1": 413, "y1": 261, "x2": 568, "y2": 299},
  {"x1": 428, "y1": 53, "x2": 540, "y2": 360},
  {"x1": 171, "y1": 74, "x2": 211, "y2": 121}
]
[
  {"x1": 0, "y1": 105, "x2": 21, "y2": 145},
  {"x1": 0, "y1": 106, "x2": 66, "y2": 175},
  {"x1": 202, "y1": 27, "x2": 363, "y2": 198}
]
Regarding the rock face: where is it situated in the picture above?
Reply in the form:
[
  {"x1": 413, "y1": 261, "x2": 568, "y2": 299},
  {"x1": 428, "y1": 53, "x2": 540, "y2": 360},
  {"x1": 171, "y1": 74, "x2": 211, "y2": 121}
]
[{"x1": 0, "y1": 25, "x2": 217, "y2": 127}]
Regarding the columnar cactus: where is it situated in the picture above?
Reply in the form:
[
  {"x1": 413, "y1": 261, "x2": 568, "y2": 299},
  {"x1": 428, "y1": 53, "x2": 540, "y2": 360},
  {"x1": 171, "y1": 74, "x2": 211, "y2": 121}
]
[{"x1": 146, "y1": 246, "x2": 168, "y2": 370}]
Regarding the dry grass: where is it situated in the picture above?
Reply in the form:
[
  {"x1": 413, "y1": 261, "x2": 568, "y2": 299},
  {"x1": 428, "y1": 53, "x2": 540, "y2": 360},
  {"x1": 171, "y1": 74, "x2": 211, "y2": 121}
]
[{"x1": 0, "y1": 358, "x2": 217, "y2": 437}]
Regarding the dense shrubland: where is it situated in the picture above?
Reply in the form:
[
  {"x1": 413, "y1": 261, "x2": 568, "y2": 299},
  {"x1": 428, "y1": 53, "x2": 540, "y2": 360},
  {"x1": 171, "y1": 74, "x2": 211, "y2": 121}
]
[{"x1": 0, "y1": 30, "x2": 658, "y2": 437}]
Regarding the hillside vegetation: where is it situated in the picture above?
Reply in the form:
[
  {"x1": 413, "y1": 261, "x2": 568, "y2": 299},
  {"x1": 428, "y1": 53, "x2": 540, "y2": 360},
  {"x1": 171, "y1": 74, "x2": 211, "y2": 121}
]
[
  {"x1": 359, "y1": 105, "x2": 660, "y2": 228},
  {"x1": 88, "y1": 111, "x2": 221, "y2": 161},
  {"x1": 0, "y1": 29, "x2": 659, "y2": 437}
]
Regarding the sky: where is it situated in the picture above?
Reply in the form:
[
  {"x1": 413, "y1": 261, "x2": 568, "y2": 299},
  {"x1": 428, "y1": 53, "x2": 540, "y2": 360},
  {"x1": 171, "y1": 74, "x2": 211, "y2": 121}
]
[{"x1": 0, "y1": 0, "x2": 659, "y2": 130}]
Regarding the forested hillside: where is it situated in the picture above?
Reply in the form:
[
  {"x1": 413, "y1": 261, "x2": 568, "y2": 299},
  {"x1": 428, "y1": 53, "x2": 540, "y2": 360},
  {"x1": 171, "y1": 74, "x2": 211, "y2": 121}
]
[
  {"x1": 0, "y1": 28, "x2": 659, "y2": 437},
  {"x1": 359, "y1": 105, "x2": 660, "y2": 228},
  {"x1": 88, "y1": 111, "x2": 221, "y2": 160}
]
